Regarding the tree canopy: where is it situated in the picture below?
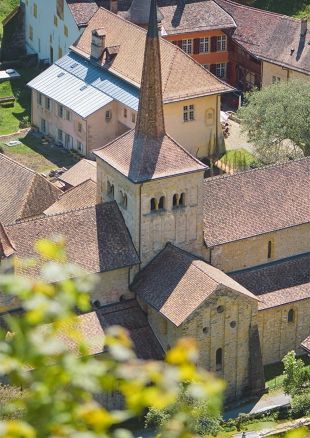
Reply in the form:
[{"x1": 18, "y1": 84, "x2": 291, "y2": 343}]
[
  {"x1": 0, "y1": 239, "x2": 224, "y2": 437},
  {"x1": 237, "y1": 80, "x2": 310, "y2": 164}
]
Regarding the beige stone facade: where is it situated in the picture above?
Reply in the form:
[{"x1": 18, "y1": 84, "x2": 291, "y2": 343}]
[
  {"x1": 206, "y1": 223, "x2": 310, "y2": 273},
  {"x1": 262, "y1": 61, "x2": 310, "y2": 87},
  {"x1": 31, "y1": 89, "x2": 223, "y2": 160},
  {"x1": 258, "y1": 300, "x2": 310, "y2": 365},
  {"x1": 145, "y1": 287, "x2": 259, "y2": 400}
]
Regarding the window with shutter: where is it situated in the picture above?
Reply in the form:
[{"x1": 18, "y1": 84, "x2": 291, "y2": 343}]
[
  {"x1": 210, "y1": 36, "x2": 217, "y2": 52},
  {"x1": 193, "y1": 38, "x2": 200, "y2": 54}
]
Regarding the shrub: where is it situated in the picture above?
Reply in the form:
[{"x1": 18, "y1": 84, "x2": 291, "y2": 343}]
[
  {"x1": 291, "y1": 392, "x2": 310, "y2": 418},
  {"x1": 19, "y1": 116, "x2": 31, "y2": 129}
]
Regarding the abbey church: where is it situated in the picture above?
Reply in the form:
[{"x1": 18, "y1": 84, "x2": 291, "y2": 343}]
[{"x1": 0, "y1": 0, "x2": 309, "y2": 402}]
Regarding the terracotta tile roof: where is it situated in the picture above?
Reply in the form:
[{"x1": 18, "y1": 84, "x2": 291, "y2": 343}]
[
  {"x1": 96, "y1": 299, "x2": 164, "y2": 359},
  {"x1": 230, "y1": 253, "x2": 310, "y2": 310},
  {"x1": 301, "y1": 336, "x2": 310, "y2": 354},
  {"x1": 73, "y1": 7, "x2": 233, "y2": 101},
  {"x1": 0, "y1": 155, "x2": 61, "y2": 225},
  {"x1": 4, "y1": 203, "x2": 139, "y2": 279},
  {"x1": 203, "y1": 158, "x2": 310, "y2": 247},
  {"x1": 94, "y1": 130, "x2": 206, "y2": 182},
  {"x1": 42, "y1": 311, "x2": 105, "y2": 355},
  {"x1": 58, "y1": 159, "x2": 97, "y2": 187},
  {"x1": 67, "y1": 0, "x2": 100, "y2": 26},
  {"x1": 0, "y1": 300, "x2": 163, "y2": 360},
  {"x1": 44, "y1": 179, "x2": 97, "y2": 215},
  {"x1": 159, "y1": 0, "x2": 235, "y2": 35},
  {"x1": 132, "y1": 244, "x2": 257, "y2": 326},
  {"x1": 215, "y1": 0, "x2": 310, "y2": 75}
]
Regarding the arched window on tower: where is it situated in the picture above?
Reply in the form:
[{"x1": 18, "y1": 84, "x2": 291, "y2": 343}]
[
  {"x1": 173, "y1": 193, "x2": 185, "y2": 208},
  {"x1": 150, "y1": 198, "x2": 157, "y2": 211},
  {"x1": 288, "y1": 309, "x2": 295, "y2": 323},
  {"x1": 158, "y1": 196, "x2": 165, "y2": 210},
  {"x1": 107, "y1": 180, "x2": 114, "y2": 199},
  {"x1": 216, "y1": 348, "x2": 223, "y2": 371}
]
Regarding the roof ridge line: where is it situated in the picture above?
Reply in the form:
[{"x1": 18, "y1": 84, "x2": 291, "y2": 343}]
[
  {"x1": 204, "y1": 156, "x2": 310, "y2": 183},
  {"x1": 5, "y1": 202, "x2": 110, "y2": 228}
]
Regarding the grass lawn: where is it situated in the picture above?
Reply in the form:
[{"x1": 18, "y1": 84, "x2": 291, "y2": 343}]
[
  {"x1": 220, "y1": 148, "x2": 257, "y2": 171},
  {"x1": 264, "y1": 355, "x2": 310, "y2": 390},
  {"x1": 0, "y1": 67, "x2": 43, "y2": 135},
  {"x1": 0, "y1": 132, "x2": 78, "y2": 173},
  {"x1": 251, "y1": 1, "x2": 310, "y2": 19},
  {"x1": 0, "y1": 0, "x2": 19, "y2": 37}
]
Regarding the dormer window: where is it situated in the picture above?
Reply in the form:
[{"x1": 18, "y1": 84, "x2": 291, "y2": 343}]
[{"x1": 107, "y1": 180, "x2": 114, "y2": 199}]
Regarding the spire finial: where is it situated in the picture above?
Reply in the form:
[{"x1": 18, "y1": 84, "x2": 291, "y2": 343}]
[{"x1": 134, "y1": 0, "x2": 165, "y2": 139}]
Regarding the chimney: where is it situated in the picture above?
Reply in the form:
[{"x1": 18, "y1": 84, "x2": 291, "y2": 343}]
[
  {"x1": 110, "y1": 0, "x2": 118, "y2": 14},
  {"x1": 301, "y1": 17, "x2": 307, "y2": 38},
  {"x1": 91, "y1": 28, "x2": 106, "y2": 59}
]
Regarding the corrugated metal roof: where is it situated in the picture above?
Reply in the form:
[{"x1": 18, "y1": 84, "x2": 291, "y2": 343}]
[
  {"x1": 56, "y1": 53, "x2": 139, "y2": 110},
  {"x1": 28, "y1": 64, "x2": 113, "y2": 118},
  {"x1": 28, "y1": 52, "x2": 140, "y2": 118}
]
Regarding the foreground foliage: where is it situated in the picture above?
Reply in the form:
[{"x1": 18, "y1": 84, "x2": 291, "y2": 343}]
[
  {"x1": 282, "y1": 351, "x2": 310, "y2": 418},
  {"x1": 0, "y1": 240, "x2": 224, "y2": 437},
  {"x1": 238, "y1": 80, "x2": 310, "y2": 164}
]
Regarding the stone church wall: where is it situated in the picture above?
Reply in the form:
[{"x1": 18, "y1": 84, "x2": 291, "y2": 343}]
[
  {"x1": 147, "y1": 287, "x2": 261, "y2": 400},
  {"x1": 140, "y1": 172, "x2": 205, "y2": 266},
  {"x1": 208, "y1": 223, "x2": 310, "y2": 273},
  {"x1": 258, "y1": 299, "x2": 310, "y2": 365},
  {"x1": 86, "y1": 268, "x2": 132, "y2": 307}
]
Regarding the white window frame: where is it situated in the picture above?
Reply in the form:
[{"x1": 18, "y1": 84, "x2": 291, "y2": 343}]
[
  {"x1": 181, "y1": 39, "x2": 193, "y2": 54},
  {"x1": 58, "y1": 104, "x2": 63, "y2": 118},
  {"x1": 65, "y1": 109, "x2": 71, "y2": 121},
  {"x1": 199, "y1": 37, "x2": 209, "y2": 53},
  {"x1": 45, "y1": 97, "x2": 51, "y2": 111},
  {"x1": 37, "y1": 92, "x2": 42, "y2": 106},
  {"x1": 216, "y1": 35, "x2": 227, "y2": 52},
  {"x1": 216, "y1": 63, "x2": 226, "y2": 79},
  {"x1": 183, "y1": 104, "x2": 195, "y2": 122}
]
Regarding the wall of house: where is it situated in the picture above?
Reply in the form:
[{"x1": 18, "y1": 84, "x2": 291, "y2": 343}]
[
  {"x1": 87, "y1": 101, "x2": 131, "y2": 155},
  {"x1": 22, "y1": 0, "x2": 80, "y2": 62},
  {"x1": 262, "y1": 61, "x2": 310, "y2": 87},
  {"x1": 164, "y1": 95, "x2": 224, "y2": 159},
  {"x1": 228, "y1": 39, "x2": 262, "y2": 90},
  {"x1": 89, "y1": 267, "x2": 132, "y2": 306},
  {"x1": 165, "y1": 30, "x2": 229, "y2": 69},
  {"x1": 31, "y1": 90, "x2": 87, "y2": 154},
  {"x1": 258, "y1": 299, "x2": 310, "y2": 365},
  {"x1": 140, "y1": 172, "x2": 205, "y2": 266},
  {"x1": 207, "y1": 223, "x2": 310, "y2": 273},
  {"x1": 147, "y1": 287, "x2": 261, "y2": 400}
]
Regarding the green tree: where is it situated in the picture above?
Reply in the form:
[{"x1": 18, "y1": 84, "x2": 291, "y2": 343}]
[
  {"x1": 145, "y1": 384, "x2": 223, "y2": 436},
  {"x1": 0, "y1": 239, "x2": 224, "y2": 437},
  {"x1": 237, "y1": 80, "x2": 310, "y2": 164},
  {"x1": 282, "y1": 351, "x2": 310, "y2": 396}
]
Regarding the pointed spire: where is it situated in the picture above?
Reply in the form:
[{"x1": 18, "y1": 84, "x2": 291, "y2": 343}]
[{"x1": 134, "y1": 0, "x2": 165, "y2": 139}]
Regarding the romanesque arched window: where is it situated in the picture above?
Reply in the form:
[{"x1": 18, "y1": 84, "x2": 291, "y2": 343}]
[
  {"x1": 216, "y1": 348, "x2": 223, "y2": 371},
  {"x1": 173, "y1": 193, "x2": 185, "y2": 208},
  {"x1": 158, "y1": 196, "x2": 165, "y2": 210},
  {"x1": 107, "y1": 180, "x2": 114, "y2": 199},
  {"x1": 288, "y1": 309, "x2": 295, "y2": 323},
  {"x1": 150, "y1": 198, "x2": 157, "y2": 211},
  {"x1": 119, "y1": 190, "x2": 127, "y2": 209}
]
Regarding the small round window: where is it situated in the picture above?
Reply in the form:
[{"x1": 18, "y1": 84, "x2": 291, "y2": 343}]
[
  {"x1": 203, "y1": 327, "x2": 208, "y2": 334},
  {"x1": 230, "y1": 321, "x2": 236, "y2": 328},
  {"x1": 217, "y1": 305, "x2": 224, "y2": 313}
]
